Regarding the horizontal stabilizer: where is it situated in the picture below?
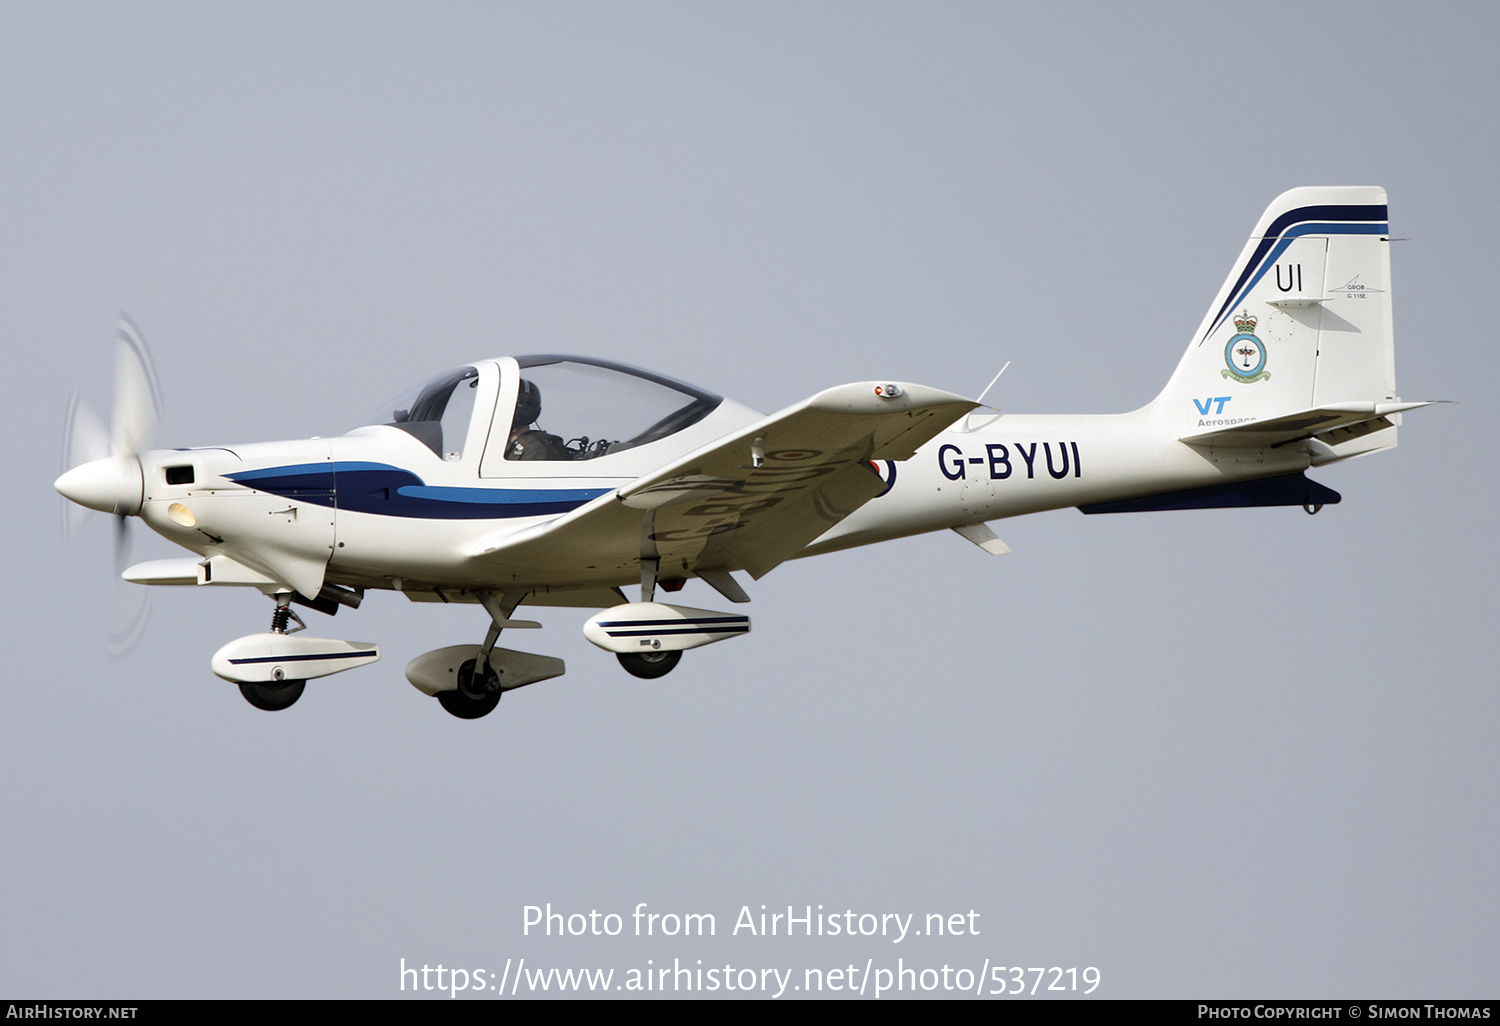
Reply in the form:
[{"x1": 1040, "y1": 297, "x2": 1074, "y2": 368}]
[
  {"x1": 1079, "y1": 472, "x2": 1340, "y2": 515},
  {"x1": 1181, "y1": 401, "x2": 1436, "y2": 448}
]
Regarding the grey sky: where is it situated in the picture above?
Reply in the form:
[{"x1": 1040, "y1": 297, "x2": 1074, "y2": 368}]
[{"x1": 3, "y1": 1, "x2": 1494, "y2": 999}]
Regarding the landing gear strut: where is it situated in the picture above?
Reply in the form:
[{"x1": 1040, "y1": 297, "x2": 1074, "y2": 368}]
[
  {"x1": 239, "y1": 593, "x2": 306, "y2": 711},
  {"x1": 213, "y1": 590, "x2": 380, "y2": 711},
  {"x1": 582, "y1": 558, "x2": 750, "y2": 677},
  {"x1": 432, "y1": 590, "x2": 533, "y2": 720},
  {"x1": 613, "y1": 557, "x2": 684, "y2": 679}
]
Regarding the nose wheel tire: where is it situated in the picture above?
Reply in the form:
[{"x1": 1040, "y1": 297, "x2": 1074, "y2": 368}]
[
  {"x1": 437, "y1": 658, "x2": 503, "y2": 719},
  {"x1": 617, "y1": 649, "x2": 681, "y2": 679},
  {"x1": 238, "y1": 679, "x2": 306, "y2": 711}
]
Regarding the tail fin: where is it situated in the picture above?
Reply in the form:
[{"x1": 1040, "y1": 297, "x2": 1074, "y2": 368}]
[{"x1": 1152, "y1": 187, "x2": 1412, "y2": 461}]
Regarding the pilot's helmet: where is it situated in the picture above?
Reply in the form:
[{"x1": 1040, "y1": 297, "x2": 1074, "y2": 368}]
[{"x1": 514, "y1": 379, "x2": 542, "y2": 426}]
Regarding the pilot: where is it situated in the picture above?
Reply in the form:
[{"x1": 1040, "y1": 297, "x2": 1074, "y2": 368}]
[{"x1": 506, "y1": 379, "x2": 568, "y2": 461}]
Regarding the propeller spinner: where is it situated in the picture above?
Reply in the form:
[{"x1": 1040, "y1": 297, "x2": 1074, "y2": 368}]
[{"x1": 56, "y1": 317, "x2": 162, "y2": 515}]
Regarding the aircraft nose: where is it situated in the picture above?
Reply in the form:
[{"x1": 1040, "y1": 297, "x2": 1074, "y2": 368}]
[{"x1": 55, "y1": 456, "x2": 143, "y2": 515}]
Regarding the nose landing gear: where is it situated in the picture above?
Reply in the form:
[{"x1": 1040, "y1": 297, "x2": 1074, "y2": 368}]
[
  {"x1": 240, "y1": 594, "x2": 307, "y2": 711},
  {"x1": 239, "y1": 677, "x2": 306, "y2": 711},
  {"x1": 210, "y1": 591, "x2": 381, "y2": 711}
]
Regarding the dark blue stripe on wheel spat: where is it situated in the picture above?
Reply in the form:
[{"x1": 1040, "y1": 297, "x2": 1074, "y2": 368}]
[
  {"x1": 228, "y1": 649, "x2": 379, "y2": 664},
  {"x1": 604, "y1": 626, "x2": 751, "y2": 637},
  {"x1": 596, "y1": 617, "x2": 749, "y2": 628}
]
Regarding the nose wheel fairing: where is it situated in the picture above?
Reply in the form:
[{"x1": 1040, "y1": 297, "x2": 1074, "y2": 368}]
[{"x1": 210, "y1": 633, "x2": 381, "y2": 684}]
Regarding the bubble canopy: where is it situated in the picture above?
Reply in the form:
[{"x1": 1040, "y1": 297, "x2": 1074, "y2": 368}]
[
  {"x1": 354, "y1": 356, "x2": 723, "y2": 462},
  {"x1": 353, "y1": 365, "x2": 480, "y2": 460},
  {"x1": 505, "y1": 355, "x2": 723, "y2": 461}
]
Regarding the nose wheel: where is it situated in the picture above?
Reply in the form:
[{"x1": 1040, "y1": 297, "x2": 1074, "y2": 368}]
[
  {"x1": 437, "y1": 658, "x2": 503, "y2": 719},
  {"x1": 238, "y1": 678, "x2": 306, "y2": 711},
  {"x1": 235, "y1": 595, "x2": 310, "y2": 711},
  {"x1": 617, "y1": 649, "x2": 681, "y2": 679}
]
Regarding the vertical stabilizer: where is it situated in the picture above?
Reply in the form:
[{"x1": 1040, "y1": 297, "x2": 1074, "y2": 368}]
[{"x1": 1152, "y1": 188, "x2": 1395, "y2": 451}]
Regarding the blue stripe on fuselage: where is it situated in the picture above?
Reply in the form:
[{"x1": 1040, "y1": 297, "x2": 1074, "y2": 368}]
[{"x1": 224, "y1": 462, "x2": 611, "y2": 520}]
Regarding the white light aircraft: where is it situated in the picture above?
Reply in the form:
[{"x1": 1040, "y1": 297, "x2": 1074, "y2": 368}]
[{"x1": 57, "y1": 187, "x2": 1433, "y2": 717}]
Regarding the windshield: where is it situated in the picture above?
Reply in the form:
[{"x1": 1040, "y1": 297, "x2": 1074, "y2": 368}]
[
  {"x1": 353, "y1": 365, "x2": 480, "y2": 460},
  {"x1": 504, "y1": 356, "x2": 722, "y2": 461}
]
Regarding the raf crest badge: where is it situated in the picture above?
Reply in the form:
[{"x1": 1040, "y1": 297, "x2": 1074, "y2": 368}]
[{"x1": 1223, "y1": 311, "x2": 1270, "y2": 383}]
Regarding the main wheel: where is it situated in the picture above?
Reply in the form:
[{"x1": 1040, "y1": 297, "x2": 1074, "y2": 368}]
[
  {"x1": 238, "y1": 678, "x2": 305, "y2": 711},
  {"x1": 437, "y1": 658, "x2": 502, "y2": 719},
  {"x1": 617, "y1": 649, "x2": 681, "y2": 679}
]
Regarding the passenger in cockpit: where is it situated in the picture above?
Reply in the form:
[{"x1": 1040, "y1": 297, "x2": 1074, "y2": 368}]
[{"x1": 506, "y1": 379, "x2": 568, "y2": 461}]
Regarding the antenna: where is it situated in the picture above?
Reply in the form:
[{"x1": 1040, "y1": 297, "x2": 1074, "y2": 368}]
[{"x1": 974, "y1": 361, "x2": 1011, "y2": 408}]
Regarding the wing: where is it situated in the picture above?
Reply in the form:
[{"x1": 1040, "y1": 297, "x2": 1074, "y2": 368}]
[{"x1": 466, "y1": 381, "x2": 975, "y2": 582}]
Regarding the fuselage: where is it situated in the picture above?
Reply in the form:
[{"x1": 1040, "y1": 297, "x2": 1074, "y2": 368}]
[
  {"x1": 126, "y1": 392, "x2": 1311, "y2": 599},
  {"x1": 807, "y1": 404, "x2": 1310, "y2": 555}
]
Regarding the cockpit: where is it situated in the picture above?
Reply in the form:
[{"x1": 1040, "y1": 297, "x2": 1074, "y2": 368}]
[
  {"x1": 352, "y1": 355, "x2": 729, "y2": 469},
  {"x1": 356, "y1": 365, "x2": 482, "y2": 461},
  {"x1": 502, "y1": 356, "x2": 722, "y2": 461}
]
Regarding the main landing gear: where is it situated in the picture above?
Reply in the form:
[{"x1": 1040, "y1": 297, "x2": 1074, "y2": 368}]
[
  {"x1": 436, "y1": 658, "x2": 503, "y2": 719},
  {"x1": 580, "y1": 560, "x2": 753, "y2": 680},
  {"x1": 406, "y1": 565, "x2": 756, "y2": 718},
  {"x1": 434, "y1": 592, "x2": 520, "y2": 720},
  {"x1": 411, "y1": 590, "x2": 562, "y2": 721},
  {"x1": 617, "y1": 650, "x2": 682, "y2": 679}
]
